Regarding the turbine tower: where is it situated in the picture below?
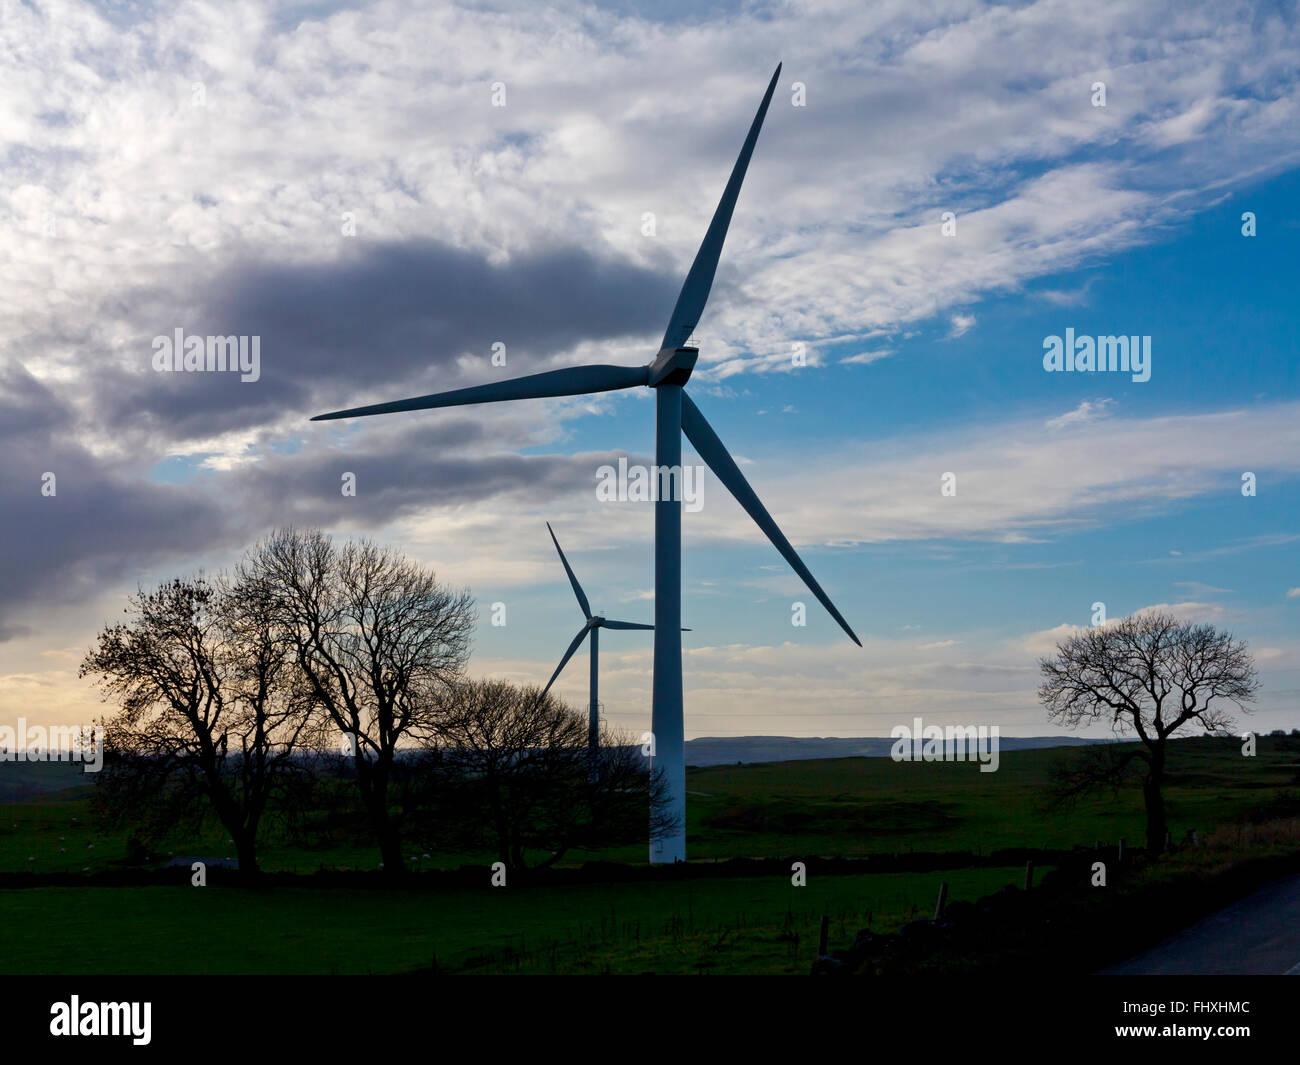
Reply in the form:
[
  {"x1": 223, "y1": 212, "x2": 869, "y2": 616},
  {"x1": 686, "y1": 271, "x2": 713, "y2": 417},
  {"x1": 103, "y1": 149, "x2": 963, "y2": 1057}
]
[
  {"x1": 313, "y1": 62, "x2": 860, "y2": 863},
  {"x1": 541, "y1": 521, "x2": 654, "y2": 752}
]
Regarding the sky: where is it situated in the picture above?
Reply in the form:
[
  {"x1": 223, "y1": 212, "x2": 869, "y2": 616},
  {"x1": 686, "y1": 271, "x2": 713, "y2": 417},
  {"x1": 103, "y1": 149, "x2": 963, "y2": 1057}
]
[{"x1": 2, "y1": 0, "x2": 1298, "y2": 741}]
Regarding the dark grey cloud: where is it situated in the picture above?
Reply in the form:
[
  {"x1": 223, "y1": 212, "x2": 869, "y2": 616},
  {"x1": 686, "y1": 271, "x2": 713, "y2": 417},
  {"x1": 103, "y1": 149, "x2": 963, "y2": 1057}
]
[
  {"x1": 93, "y1": 237, "x2": 679, "y2": 442},
  {"x1": 2, "y1": 227, "x2": 678, "y2": 637},
  {"x1": 0, "y1": 364, "x2": 235, "y2": 637},
  {"x1": 228, "y1": 409, "x2": 656, "y2": 530},
  {"x1": 0, "y1": 356, "x2": 653, "y2": 638}
]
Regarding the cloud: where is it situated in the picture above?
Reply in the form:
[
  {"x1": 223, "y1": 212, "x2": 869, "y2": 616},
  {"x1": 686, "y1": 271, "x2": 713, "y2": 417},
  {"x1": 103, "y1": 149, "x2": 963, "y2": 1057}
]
[
  {"x1": 1045, "y1": 398, "x2": 1114, "y2": 430},
  {"x1": 84, "y1": 239, "x2": 677, "y2": 444},
  {"x1": 1174, "y1": 581, "x2": 1234, "y2": 596},
  {"x1": 1288, "y1": 588, "x2": 1300, "y2": 599},
  {"x1": 1018, "y1": 622, "x2": 1089, "y2": 660},
  {"x1": 8, "y1": 0, "x2": 1300, "y2": 395},
  {"x1": 1130, "y1": 601, "x2": 1227, "y2": 623},
  {"x1": 0, "y1": 363, "x2": 234, "y2": 631},
  {"x1": 1139, "y1": 533, "x2": 1300, "y2": 566},
  {"x1": 680, "y1": 400, "x2": 1300, "y2": 551},
  {"x1": 1018, "y1": 601, "x2": 1230, "y2": 658},
  {"x1": 948, "y1": 314, "x2": 976, "y2": 339},
  {"x1": 839, "y1": 348, "x2": 895, "y2": 366},
  {"x1": 4, "y1": 0, "x2": 1300, "y2": 730}
]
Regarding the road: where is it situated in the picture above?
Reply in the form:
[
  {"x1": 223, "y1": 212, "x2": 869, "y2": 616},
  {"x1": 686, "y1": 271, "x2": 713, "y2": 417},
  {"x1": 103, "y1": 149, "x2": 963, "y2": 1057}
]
[{"x1": 1101, "y1": 873, "x2": 1300, "y2": 975}]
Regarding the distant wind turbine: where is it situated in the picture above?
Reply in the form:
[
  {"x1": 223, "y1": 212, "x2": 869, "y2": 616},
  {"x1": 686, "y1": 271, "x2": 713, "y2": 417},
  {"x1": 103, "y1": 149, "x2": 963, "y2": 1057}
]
[
  {"x1": 313, "y1": 62, "x2": 860, "y2": 863},
  {"x1": 541, "y1": 522, "x2": 655, "y2": 753}
]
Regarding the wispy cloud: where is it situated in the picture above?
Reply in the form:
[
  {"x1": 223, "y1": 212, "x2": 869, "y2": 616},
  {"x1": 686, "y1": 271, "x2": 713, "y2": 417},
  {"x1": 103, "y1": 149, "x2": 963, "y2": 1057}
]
[
  {"x1": 1046, "y1": 398, "x2": 1114, "y2": 430},
  {"x1": 683, "y1": 402, "x2": 1300, "y2": 550},
  {"x1": 948, "y1": 314, "x2": 976, "y2": 339},
  {"x1": 840, "y1": 348, "x2": 895, "y2": 366}
]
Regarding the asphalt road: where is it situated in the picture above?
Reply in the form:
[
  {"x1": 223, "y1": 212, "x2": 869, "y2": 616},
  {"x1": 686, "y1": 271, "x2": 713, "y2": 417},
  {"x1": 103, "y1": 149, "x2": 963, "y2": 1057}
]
[{"x1": 1101, "y1": 874, "x2": 1300, "y2": 975}]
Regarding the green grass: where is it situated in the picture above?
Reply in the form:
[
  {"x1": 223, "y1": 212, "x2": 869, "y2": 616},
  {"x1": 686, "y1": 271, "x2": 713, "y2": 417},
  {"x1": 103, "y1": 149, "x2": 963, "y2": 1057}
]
[
  {"x1": 1, "y1": 735, "x2": 1295, "y2": 974},
  {"x1": 0, "y1": 866, "x2": 1032, "y2": 975},
  {"x1": 2, "y1": 736, "x2": 1295, "y2": 874},
  {"x1": 674, "y1": 737, "x2": 1299, "y2": 858}
]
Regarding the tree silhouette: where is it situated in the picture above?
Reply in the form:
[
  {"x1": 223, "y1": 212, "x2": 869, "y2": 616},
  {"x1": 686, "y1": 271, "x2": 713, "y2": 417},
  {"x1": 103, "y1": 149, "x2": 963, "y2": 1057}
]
[
  {"x1": 1039, "y1": 611, "x2": 1258, "y2": 853},
  {"x1": 430, "y1": 678, "x2": 677, "y2": 870},
  {"x1": 81, "y1": 573, "x2": 321, "y2": 874},
  {"x1": 245, "y1": 527, "x2": 473, "y2": 874}
]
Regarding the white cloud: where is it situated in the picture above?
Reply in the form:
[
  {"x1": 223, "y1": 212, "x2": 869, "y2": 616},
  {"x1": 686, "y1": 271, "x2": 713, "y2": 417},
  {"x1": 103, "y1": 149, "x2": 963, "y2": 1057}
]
[
  {"x1": 5, "y1": 0, "x2": 1300, "y2": 401},
  {"x1": 948, "y1": 314, "x2": 976, "y2": 339},
  {"x1": 679, "y1": 400, "x2": 1300, "y2": 551},
  {"x1": 1018, "y1": 601, "x2": 1229, "y2": 659},
  {"x1": 1045, "y1": 398, "x2": 1114, "y2": 430},
  {"x1": 840, "y1": 348, "x2": 895, "y2": 366},
  {"x1": 5, "y1": 0, "x2": 1300, "y2": 734}
]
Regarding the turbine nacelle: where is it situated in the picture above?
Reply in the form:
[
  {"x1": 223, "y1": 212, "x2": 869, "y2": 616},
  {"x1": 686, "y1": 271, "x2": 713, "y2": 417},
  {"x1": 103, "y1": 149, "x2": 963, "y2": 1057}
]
[{"x1": 648, "y1": 346, "x2": 698, "y2": 388}]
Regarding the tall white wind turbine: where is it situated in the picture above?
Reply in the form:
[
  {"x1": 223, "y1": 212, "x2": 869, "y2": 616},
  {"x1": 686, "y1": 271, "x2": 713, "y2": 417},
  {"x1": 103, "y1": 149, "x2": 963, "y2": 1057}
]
[{"x1": 314, "y1": 63, "x2": 860, "y2": 862}]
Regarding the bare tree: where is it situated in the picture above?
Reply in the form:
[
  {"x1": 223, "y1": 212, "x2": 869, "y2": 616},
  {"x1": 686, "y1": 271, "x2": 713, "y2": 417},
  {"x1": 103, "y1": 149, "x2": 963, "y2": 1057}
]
[
  {"x1": 1038, "y1": 611, "x2": 1259, "y2": 853},
  {"x1": 430, "y1": 679, "x2": 677, "y2": 870},
  {"x1": 81, "y1": 574, "x2": 320, "y2": 875},
  {"x1": 246, "y1": 528, "x2": 473, "y2": 874}
]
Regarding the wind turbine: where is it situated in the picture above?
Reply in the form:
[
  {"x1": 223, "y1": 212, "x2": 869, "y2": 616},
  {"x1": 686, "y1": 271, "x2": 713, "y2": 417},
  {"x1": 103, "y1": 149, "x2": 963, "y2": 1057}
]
[
  {"x1": 313, "y1": 62, "x2": 861, "y2": 863},
  {"x1": 541, "y1": 521, "x2": 654, "y2": 753}
]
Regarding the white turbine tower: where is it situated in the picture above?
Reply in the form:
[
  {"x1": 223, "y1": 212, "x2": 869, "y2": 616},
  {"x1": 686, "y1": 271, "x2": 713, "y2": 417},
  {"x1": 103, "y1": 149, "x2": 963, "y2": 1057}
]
[
  {"x1": 541, "y1": 522, "x2": 655, "y2": 752},
  {"x1": 314, "y1": 63, "x2": 861, "y2": 863}
]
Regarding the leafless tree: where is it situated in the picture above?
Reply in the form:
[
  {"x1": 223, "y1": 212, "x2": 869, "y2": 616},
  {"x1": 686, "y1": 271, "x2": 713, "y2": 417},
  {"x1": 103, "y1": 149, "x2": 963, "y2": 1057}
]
[
  {"x1": 1038, "y1": 611, "x2": 1258, "y2": 853},
  {"x1": 430, "y1": 678, "x2": 677, "y2": 870},
  {"x1": 81, "y1": 574, "x2": 322, "y2": 874},
  {"x1": 245, "y1": 528, "x2": 473, "y2": 874}
]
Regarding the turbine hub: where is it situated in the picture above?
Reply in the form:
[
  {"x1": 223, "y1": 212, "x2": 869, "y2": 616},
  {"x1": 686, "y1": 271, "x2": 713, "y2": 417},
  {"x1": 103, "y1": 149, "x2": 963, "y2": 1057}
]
[
  {"x1": 590, "y1": 615, "x2": 605, "y2": 627},
  {"x1": 648, "y1": 346, "x2": 698, "y2": 387}
]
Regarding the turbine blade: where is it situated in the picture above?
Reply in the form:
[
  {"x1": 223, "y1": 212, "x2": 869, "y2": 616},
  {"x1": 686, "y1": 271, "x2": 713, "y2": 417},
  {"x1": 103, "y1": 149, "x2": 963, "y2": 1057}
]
[
  {"x1": 312, "y1": 364, "x2": 648, "y2": 421},
  {"x1": 681, "y1": 392, "x2": 861, "y2": 646},
  {"x1": 547, "y1": 523, "x2": 591, "y2": 619},
  {"x1": 659, "y1": 63, "x2": 782, "y2": 351},
  {"x1": 602, "y1": 620, "x2": 654, "y2": 630},
  {"x1": 542, "y1": 625, "x2": 592, "y2": 696}
]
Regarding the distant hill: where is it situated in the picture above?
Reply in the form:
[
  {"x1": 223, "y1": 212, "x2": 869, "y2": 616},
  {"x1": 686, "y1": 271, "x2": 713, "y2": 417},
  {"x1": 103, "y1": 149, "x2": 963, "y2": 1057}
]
[
  {"x1": 1, "y1": 735, "x2": 1109, "y2": 800},
  {"x1": 0, "y1": 761, "x2": 93, "y2": 802},
  {"x1": 683, "y1": 735, "x2": 1104, "y2": 767}
]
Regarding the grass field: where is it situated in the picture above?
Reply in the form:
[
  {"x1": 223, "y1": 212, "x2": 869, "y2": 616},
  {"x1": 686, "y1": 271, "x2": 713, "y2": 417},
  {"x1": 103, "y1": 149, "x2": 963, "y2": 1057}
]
[
  {"x1": 1, "y1": 735, "x2": 1296, "y2": 974},
  {"x1": 0, "y1": 867, "x2": 1035, "y2": 975},
  {"x1": 5, "y1": 736, "x2": 1293, "y2": 874}
]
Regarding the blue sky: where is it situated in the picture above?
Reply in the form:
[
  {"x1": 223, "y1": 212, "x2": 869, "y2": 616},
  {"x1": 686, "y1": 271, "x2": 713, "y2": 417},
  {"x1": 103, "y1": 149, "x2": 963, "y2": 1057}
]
[
  {"x1": 513, "y1": 165, "x2": 1300, "y2": 733},
  {"x1": 1, "y1": 0, "x2": 1297, "y2": 738}
]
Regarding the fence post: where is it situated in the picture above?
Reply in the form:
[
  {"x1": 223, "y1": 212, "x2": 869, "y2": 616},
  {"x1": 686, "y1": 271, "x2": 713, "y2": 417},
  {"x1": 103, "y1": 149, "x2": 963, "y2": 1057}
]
[
  {"x1": 934, "y1": 881, "x2": 948, "y2": 920},
  {"x1": 1024, "y1": 860, "x2": 1034, "y2": 891},
  {"x1": 1118, "y1": 837, "x2": 1125, "y2": 863},
  {"x1": 817, "y1": 914, "x2": 829, "y2": 956}
]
